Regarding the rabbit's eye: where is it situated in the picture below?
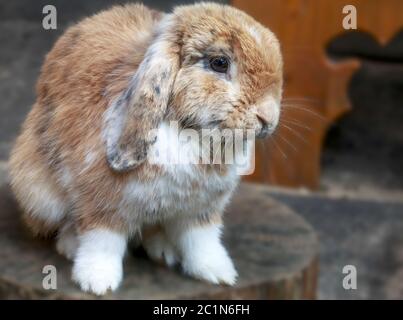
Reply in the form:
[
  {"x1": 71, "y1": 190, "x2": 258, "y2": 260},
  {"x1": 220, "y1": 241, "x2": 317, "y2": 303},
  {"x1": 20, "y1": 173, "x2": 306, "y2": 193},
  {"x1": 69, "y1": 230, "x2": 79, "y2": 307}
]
[{"x1": 209, "y1": 56, "x2": 229, "y2": 73}]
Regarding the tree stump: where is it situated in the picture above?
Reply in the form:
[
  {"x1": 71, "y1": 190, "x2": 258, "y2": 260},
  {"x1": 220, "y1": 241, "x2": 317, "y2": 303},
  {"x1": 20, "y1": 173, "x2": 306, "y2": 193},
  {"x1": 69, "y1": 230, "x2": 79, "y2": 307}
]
[{"x1": 0, "y1": 182, "x2": 318, "y2": 299}]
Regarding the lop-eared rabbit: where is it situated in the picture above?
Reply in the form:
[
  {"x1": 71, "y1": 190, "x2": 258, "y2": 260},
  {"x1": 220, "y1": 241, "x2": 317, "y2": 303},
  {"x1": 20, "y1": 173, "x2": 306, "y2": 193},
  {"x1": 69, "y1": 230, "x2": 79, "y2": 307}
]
[{"x1": 9, "y1": 3, "x2": 283, "y2": 295}]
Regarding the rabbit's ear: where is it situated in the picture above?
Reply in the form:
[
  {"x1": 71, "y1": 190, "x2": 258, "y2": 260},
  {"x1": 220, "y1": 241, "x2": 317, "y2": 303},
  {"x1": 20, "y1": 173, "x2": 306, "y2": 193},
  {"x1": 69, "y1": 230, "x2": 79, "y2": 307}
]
[{"x1": 104, "y1": 21, "x2": 180, "y2": 172}]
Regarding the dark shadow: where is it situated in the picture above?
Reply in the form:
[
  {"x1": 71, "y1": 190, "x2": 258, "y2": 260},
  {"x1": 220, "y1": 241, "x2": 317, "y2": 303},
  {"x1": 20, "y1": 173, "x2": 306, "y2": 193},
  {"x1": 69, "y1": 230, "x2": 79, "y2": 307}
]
[{"x1": 326, "y1": 29, "x2": 403, "y2": 63}]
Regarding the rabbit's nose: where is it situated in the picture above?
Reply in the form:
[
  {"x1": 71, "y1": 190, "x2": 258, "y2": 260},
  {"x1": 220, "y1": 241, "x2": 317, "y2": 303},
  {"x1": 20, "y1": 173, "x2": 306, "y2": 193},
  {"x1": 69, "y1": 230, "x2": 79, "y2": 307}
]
[
  {"x1": 256, "y1": 104, "x2": 272, "y2": 126},
  {"x1": 255, "y1": 98, "x2": 279, "y2": 138}
]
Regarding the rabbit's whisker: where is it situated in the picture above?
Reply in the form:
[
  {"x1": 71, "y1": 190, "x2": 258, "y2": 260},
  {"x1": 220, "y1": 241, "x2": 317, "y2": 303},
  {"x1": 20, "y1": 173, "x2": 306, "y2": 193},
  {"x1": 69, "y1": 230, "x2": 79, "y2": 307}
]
[
  {"x1": 281, "y1": 105, "x2": 327, "y2": 123},
  {"x1": 280, "y1": 118, "x2": 312, "y2": 131},
  {"x1": 275, "y1": 134, "x2": 298, "y2": 152},
  {"x1": 280, "y1": 124, "x2": 310, "y2": 146},
  {"x1": 269, "y1": 136, "x2": 288, "y2": 160}
]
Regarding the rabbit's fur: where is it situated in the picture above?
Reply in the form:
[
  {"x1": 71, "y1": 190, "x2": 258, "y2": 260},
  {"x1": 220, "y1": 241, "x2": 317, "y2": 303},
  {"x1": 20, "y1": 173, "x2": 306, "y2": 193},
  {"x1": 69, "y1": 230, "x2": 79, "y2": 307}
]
[{"x1": 9, "y1": 3, "x2": 283, "y2": 295}]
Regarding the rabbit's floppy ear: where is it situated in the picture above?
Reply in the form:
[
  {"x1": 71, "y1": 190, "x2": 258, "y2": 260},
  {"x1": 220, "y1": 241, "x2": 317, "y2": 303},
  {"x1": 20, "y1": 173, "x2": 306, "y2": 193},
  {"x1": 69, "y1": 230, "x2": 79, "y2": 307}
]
[{"x1": 104, "y1": 17, "x2": 181, "y2": 172}]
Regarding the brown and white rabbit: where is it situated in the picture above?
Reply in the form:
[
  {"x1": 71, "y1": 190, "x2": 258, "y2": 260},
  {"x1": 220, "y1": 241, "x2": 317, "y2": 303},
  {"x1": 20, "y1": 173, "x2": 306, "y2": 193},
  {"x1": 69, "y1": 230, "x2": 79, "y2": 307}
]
[{"x1": 9, "y1": 3, "x2": 283, "y2": 295}]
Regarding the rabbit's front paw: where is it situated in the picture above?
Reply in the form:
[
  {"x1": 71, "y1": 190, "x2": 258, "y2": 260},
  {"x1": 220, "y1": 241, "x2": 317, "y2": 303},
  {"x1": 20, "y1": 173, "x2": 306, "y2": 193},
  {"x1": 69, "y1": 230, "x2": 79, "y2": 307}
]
[
  {"x1": 71, "y1": 229, "x2": 126, "y2": 295},
  {"x1": 72, "y1": 253, "x2": 123, "y2": 296},
  {"x1": 182, "y1": 243, "x2": 238, "y2": 286}
]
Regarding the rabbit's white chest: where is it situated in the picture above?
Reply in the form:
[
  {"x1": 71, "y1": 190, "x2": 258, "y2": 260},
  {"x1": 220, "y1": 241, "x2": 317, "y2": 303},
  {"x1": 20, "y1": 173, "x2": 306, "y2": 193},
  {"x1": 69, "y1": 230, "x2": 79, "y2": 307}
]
[
  {"x1": 119, "y1": 122, "x2": 243, "y2": 222},
  {"x1": 121, "y1": 163, "x2": 239, "y2": 222}
]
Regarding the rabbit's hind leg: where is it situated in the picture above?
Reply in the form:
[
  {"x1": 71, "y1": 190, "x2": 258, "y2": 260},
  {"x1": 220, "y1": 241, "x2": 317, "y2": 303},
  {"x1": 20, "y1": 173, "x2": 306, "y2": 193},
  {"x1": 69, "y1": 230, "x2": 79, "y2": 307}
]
[
  {"x1": 142, "y1": 224, "x2": 179, "y2": 267},
  {"x1": 9, "y1": 129, "x2": 68, "y2": 237},
  {"x1": 56, "y1": 220, "x2": 79, "y2": 260}
]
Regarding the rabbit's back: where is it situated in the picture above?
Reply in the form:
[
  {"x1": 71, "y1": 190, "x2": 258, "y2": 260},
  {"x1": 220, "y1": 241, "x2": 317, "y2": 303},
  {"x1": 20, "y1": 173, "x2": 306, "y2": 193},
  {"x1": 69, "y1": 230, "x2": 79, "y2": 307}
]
[{"x1": 36, "y1": 4, "x2": 162, "y2": 108}]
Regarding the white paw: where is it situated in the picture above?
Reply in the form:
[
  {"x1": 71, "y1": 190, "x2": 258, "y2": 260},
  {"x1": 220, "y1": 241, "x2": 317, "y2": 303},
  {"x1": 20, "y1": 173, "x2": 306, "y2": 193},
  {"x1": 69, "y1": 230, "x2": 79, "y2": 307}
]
[
  {"x1": 56, "y1": 230, "x2": 78, "y2": 260},
  {"x1": 143, "y1": 232, "x2": 178, "y2": 267},
  {"x1": 71, "y1": 229, "x2": 126, "y2": 295},
  {"x1": 72, "y1": 253, "x2": 123, "y2": 296},
  {"x1": 182, "y1": 244, "x2": 238, "y2": 286}
]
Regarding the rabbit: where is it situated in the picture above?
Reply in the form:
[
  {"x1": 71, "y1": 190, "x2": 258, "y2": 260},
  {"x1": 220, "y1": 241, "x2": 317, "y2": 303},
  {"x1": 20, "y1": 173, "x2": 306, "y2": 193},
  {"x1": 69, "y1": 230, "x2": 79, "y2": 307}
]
[{"x1": 8, "y1": 2, "x2": 283, "y2": 295}]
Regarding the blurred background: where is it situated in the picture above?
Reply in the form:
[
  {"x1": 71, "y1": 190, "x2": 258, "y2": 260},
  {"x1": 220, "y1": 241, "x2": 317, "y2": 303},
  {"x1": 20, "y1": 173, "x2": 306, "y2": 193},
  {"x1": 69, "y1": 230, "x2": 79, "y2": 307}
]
[{"x1": 0, "y1": 0, "x2": 402, "y2": 299}]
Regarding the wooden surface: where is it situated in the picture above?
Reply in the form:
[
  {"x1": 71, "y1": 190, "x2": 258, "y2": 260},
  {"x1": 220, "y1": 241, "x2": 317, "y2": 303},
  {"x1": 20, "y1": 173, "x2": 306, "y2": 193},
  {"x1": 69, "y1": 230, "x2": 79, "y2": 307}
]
[
  {"x1": 233, "y1": 0, "x2": 403, "y2": 188},
  {"x1": 0, "y1": 182, "x2": 318, "y2": 299}
]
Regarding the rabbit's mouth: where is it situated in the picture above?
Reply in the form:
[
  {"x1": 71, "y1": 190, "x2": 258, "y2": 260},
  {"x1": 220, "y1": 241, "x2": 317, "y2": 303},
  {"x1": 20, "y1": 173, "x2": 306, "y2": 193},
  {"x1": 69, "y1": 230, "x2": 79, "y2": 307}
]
[
  {"x1": 256, "y1": 114, "x2": 276, "y2": 139},
  {"x1": 256, "y1": 123, "x2": 271, "y2": 139}
]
